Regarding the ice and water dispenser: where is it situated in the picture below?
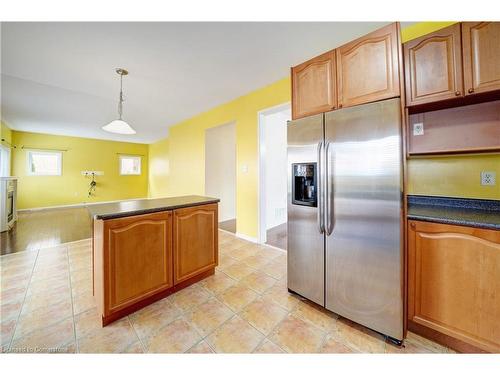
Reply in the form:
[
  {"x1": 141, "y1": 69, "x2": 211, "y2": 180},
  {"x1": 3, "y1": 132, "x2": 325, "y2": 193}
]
[{"x1": 291, "y1": 163, "x2": 317, "y2": 207}]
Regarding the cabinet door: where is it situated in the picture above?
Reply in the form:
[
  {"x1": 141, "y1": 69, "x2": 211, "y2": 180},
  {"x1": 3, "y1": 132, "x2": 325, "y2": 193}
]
[
  {"x1": 173, "y1": 203, "x2": 218, "y2": 284},
  {"x1": 336, "y1": 23, "x2": 400, "y2": 108},
  {"x1": 404, "y1": 23, "x2": 463, "y2": 106},
  {"x1": 408, "y1": 220, "x2": 500, "y2": 353},
  {"x1": 291, "y1": 50, "x2": 336, "y2": 119},
  {"x1": 462, "y1": 22, "x2": 500, "y2": 95},
  {"x1": 104, "y1": 211, "x2": 173, "y2": 314}
]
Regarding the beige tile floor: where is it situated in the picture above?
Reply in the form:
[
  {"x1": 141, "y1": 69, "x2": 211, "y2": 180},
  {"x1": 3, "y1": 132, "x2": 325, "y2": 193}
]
[{"x1": 0, "y1": 230, "x2": 455, "y2": 354}]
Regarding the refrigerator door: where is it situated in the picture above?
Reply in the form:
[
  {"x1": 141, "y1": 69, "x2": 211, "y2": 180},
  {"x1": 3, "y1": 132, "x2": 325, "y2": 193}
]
[
  {"x1": 324, "y1": 98, "x2": 403, "y2": 340},
  {"x1": 287, "y1": 113, "x2": 325, "y2": 306}
]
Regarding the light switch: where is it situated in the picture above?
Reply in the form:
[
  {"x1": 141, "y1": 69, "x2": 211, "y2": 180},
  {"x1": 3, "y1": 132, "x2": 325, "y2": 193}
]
[
  {"x1": 241, "y1": 164, "x2": 248, "y2": 173},
  {"x1": 413, "y1": 123, "x2": 424, "y2": 136}
]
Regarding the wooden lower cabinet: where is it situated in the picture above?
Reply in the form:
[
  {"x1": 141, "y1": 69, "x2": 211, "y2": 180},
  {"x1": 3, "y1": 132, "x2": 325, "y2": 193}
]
[
  {"x1": 173, "y1": 203, "x2": 218, "y2": 284},
  {"x1": 93, "y1": 203, "x2": 218, "y2": 326},
  {"x1": 407, "y1": 220, "x2": 500, "y2": 353}
]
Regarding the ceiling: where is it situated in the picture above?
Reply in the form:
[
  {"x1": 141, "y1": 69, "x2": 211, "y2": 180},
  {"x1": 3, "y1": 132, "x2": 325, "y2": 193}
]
[{"x1": 1, "y1": 22, "x2": 411, "y2": 144}]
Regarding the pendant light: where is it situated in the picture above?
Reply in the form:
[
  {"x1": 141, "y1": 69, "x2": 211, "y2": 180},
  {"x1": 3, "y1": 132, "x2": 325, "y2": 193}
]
[{"x1": 102, "y1": 68, "x2": 136, "y2": 135}]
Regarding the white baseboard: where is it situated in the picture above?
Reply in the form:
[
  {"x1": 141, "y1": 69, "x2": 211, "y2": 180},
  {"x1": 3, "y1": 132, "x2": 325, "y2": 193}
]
[
  {"x1": 17, "y1": 197, "x2": 148, "y2": 212},
  {"x1": 235, "y1": 232, "x2": 259, "y2": 244}
]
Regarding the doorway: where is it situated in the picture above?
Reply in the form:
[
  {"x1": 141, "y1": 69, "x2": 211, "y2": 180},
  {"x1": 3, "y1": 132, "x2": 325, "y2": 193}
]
[
  {"x1": 258, "y1": 103, "x2": 290, "y2": 250},
  {"x1": 205, "y1": 122, "x2": 237, "y2": 233}
]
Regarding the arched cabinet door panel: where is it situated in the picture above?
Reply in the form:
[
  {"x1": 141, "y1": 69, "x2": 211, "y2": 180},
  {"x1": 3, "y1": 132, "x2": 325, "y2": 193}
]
[
  {"x1": 104, "y1": 211, "x2": 173, "y2": 314},
  {"x1": 336, "y1": 22, "x2": 400, "y2": 108},
  {"x1": 462, "y1": 22, "x2": 500, "y2": 96},
  {"x1": 291, "y1": 50, "x2": 336, "y2": 119},
  {"x1": 173, "y1": 203, "x2": 218, "y2": 284},
  {"x1": 404, "y1": 23, "x2": 463, "y2": 106}
]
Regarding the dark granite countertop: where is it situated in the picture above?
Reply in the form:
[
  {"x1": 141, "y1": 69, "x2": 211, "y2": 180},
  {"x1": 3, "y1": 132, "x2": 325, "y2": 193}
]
[
  {"x1": 407, "y1": 195, "x2": 500, "y2": 230},
  {"x1": 87, "y1": 195, "x2": 219, "y2": 220}
]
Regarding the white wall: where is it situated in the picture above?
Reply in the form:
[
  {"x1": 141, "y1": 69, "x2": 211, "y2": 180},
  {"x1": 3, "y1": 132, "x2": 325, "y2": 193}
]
[
  {"x1": 205, "y1": 122, "x2": 236, "y2": 222},
  {"x1": 263, "y1": 109, "x2": 289, "y2": 230}
]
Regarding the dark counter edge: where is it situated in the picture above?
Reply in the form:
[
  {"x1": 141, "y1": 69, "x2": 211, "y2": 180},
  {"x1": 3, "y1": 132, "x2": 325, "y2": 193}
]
[
  {"x1": 407, "y1": 195, "x2": 500, "y2": 231},
  {"x1": 88, "y1": 198, "x2": 220, "y2": 220}
]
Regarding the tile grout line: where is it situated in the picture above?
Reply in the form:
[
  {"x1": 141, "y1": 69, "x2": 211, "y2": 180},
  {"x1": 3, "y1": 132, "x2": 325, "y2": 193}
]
[
  {"x1": 66, "y1": 245, "x2": 79, "y2": 353},
  {"x1": 7, "y1": 248, "x2": 40, "y2": 351},
  {"x1": 127, "y1": 316, "x2": 147, "y2": 353}
]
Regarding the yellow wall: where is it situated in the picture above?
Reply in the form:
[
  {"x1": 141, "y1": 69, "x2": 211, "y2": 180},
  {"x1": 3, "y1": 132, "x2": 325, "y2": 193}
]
[
  {"x1": 1, "y1": 121, "x2": 13, "y2": 144},
  {"x1": 12, "y1": 131, "x2": 149, "y2": 209},
  {"x1": 148, "y1": 135, "x2": 170, "y2": 198},
  {"x1": 149, "y1": 78, "x2": 291, "y2": 238},
  {"x1": 402, "y1": 22, "x2": 500, "y2": 200}
]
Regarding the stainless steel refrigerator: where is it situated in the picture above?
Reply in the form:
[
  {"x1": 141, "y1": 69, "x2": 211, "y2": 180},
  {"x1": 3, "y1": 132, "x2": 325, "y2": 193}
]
[{"x1": 287, "y1": 98, "x2": 404, "y2": 342}]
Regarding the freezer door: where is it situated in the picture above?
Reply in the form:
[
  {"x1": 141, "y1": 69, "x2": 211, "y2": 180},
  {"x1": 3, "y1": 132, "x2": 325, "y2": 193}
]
[
  {"x1": 324, "y1": 98, "x2": 403, "y2": 340},
  {"x1": 287, "y1": 113, "x2": 325, "y2": 306}
]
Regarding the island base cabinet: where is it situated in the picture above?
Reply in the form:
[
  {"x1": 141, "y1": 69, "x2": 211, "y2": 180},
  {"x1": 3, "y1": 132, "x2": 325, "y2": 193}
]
[
  {"x1": 93, "y1": 203, "x2": 218, "y2": 326},
  {"x1": 407, "y1": 220, "x2": 500, "y2": 353},
  {"x1": 173, "y1": 203, "x2": 218, "y2": 284}
]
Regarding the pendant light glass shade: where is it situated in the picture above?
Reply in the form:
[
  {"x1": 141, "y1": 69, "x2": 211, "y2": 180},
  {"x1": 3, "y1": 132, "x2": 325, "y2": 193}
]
[
  {"x1": 102, "y1": 119, "x2": 136, "y2": 134},
  {"x1": 103, "y1": 68, "x2": 136, "y2": 135}
]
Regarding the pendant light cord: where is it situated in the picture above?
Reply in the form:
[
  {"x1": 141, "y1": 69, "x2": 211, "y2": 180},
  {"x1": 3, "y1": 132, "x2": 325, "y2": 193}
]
[{"x1": 118, "y1": 72, "x2": 124, "y2": 120}]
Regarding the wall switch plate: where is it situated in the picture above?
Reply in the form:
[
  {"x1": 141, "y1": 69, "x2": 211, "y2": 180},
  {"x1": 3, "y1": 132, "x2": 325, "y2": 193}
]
[
  {"x1": 413, "y1": 123, "x2": 424, "y2": 136},
  {"x1": 241, "y1": 164, "x2": 248, "y2": 173},
  {"x1": 481, "y1": 171, "x2": 496, "y2": 186}
]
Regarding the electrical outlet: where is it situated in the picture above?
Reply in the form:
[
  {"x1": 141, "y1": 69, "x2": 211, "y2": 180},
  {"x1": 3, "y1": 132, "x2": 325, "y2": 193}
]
[
  {"x1": 481, "y1": 171, "x2": 496, "y2": 186},
  {"x1": 413, "y1": 123, "x2": 424, "y2": 136}
]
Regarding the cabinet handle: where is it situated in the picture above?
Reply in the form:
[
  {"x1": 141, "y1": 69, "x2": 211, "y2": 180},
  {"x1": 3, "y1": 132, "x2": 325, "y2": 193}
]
[
  {"x1": 455, "y1": 91, "x2": 461, "y2": 96},
  {"x1": 410, "y1": 222, "x2": 416, "y2": 229},
  {"x1": 468, "y1": 88, "x2": 474, "y2": 94}
]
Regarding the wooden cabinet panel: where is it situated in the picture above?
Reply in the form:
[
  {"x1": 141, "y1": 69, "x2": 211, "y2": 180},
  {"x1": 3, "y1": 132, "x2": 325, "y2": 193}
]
[
  {"x1": 291, "y1": 50, "x2": 336, "y2": 119},
  {"x1": 104, "y1": 211, "x2": 173, "y2": 314},
  {"x1": 408, "y1": 220, "x2": 500, "y2": 353},
  {"x1": 462, "y1": 22, "x2": 500, "y2": 95},
  {"x1": 173, "y1": 203, "x2": 218, "y2": 284},
  {"x1": 407, "y1": 100, "x2": 500, "y2": 155},
  {"x1": 336, "y1": 23, "x2": 400, "y2": 108},
  {"x1": 404, "y1": 23, "x2": 463, "y2": 106}
]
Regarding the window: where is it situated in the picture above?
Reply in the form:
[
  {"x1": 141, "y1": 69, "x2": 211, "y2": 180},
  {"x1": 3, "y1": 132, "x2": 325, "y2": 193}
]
[
  {"x1": 27, "y1": 150, "x2": 62, "y2": 176},
  {"x1": 119, "y1": 155, "x2": 141, "y2": 175}
]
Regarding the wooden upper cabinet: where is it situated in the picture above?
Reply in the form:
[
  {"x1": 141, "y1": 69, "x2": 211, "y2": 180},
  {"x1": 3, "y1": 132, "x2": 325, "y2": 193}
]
[
  {"x1": 336, "y1": 23, "x2": 400, "y2": 108},
  {"x1": 404, "y1": 23, "x2": 463, "y2": 106},
  {"x1": 291, "y1": 50, "x2": 336, "y2": 119},
  {"x1": 104, "y1": 211, "x2": 173, "y2": 314},
  {"x1": 408, "y1": 220, "x2": 500, "y2": 353},
  {"x1": 462, "y1": 22, "x2": 500, "y2": 95},
  {"x1": 173, "y1": 203, "x2": 218, "y2": 284}
]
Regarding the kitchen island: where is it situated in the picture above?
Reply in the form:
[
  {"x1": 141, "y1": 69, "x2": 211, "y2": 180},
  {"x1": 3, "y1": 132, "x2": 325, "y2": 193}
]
[{"x1": 88, "y1": 195, "x2": 219, "y2": 326}]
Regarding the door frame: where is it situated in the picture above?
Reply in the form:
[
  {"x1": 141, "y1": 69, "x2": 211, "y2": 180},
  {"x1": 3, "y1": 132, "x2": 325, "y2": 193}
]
[{"x1": 257, "y1": 102, "x2": 291, "y2": 244}]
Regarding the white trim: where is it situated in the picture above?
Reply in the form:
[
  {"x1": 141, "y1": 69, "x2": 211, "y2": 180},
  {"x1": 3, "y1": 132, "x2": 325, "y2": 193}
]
[
  {"x1": 235, "y1": 231, "x2": 259, "y2": 244},
  {"x1": 0, "y1": 144, "x2": 11, "y2": 177},
  {"x1": 17, "y1": 197, "x2": 149, "y2": 212},
  {"x1": 257, "y1": 101, "x2": 291, "y2": 245}
]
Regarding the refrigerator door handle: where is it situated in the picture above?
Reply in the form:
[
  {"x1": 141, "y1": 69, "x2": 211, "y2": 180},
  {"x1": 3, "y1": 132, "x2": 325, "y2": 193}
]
[
  {"x1": 325, "y1": 142, "x2": 334, "y2": 236},
  {"x1": 317, "y1": 141, "x2": 324, "y2": 234}
]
